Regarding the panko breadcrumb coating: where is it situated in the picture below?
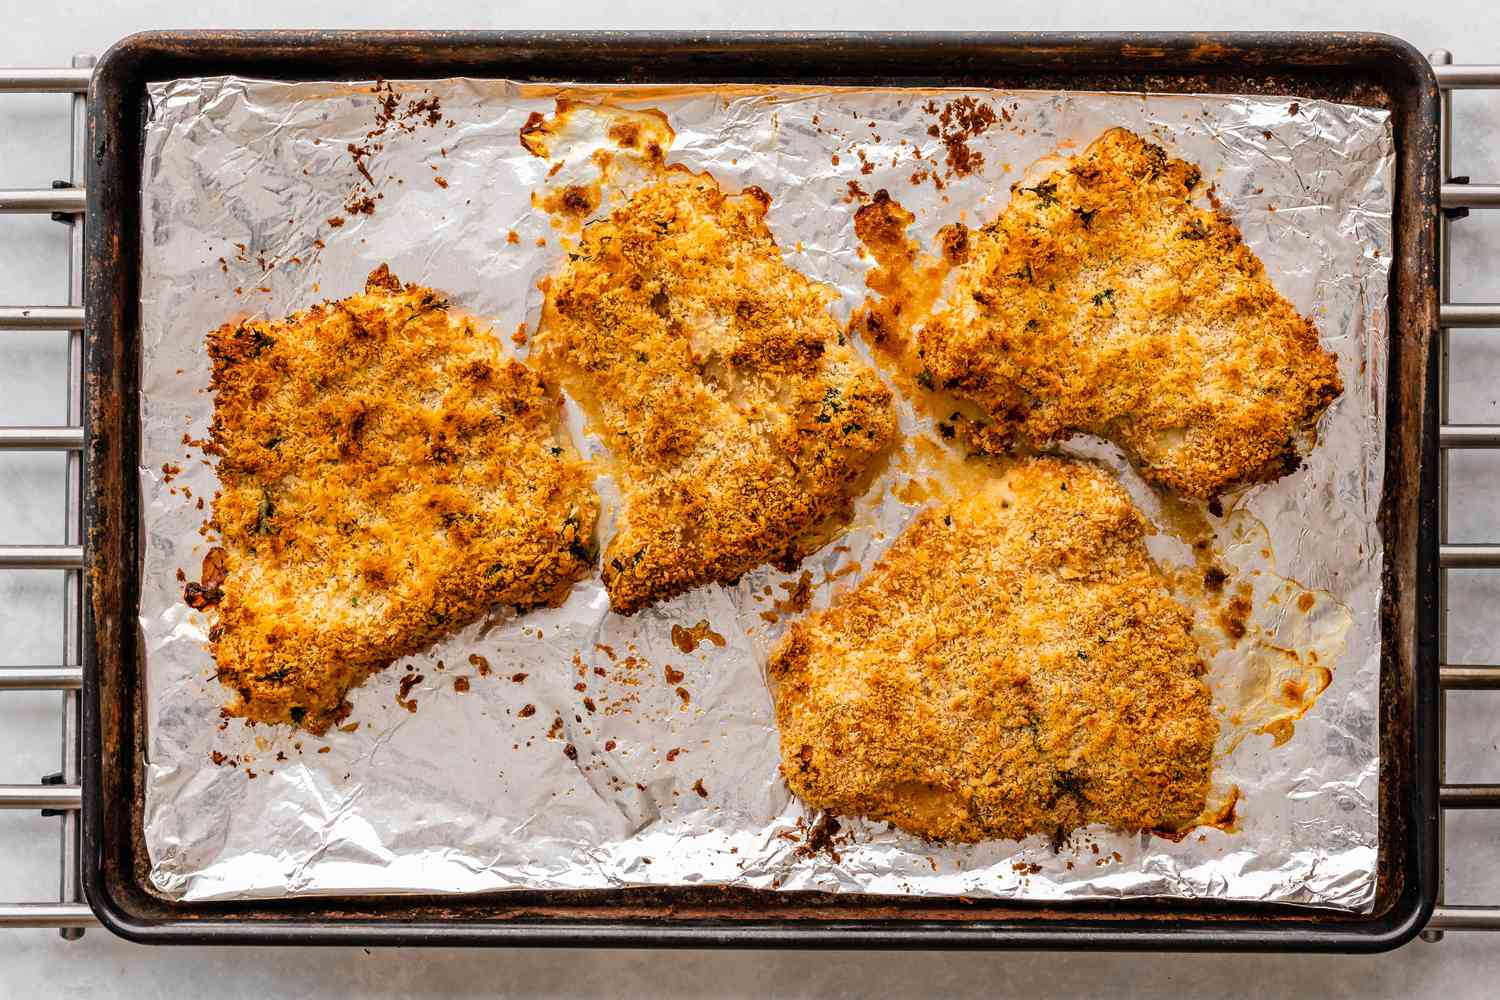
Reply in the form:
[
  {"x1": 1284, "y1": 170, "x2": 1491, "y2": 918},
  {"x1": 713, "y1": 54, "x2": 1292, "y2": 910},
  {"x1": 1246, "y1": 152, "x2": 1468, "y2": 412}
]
[
  {"x1": 205, "y1": 266, "x2": 598, "y2": 733},
  {"x1": 535, "y1": 171, "x2": 896, "y2": 614},
  {"x1": 770, "y1": 457, "x2": 1218, "y2": 843},
  {"x1": 859, "y1": 127, "x2": 1342, "y2": 501}
]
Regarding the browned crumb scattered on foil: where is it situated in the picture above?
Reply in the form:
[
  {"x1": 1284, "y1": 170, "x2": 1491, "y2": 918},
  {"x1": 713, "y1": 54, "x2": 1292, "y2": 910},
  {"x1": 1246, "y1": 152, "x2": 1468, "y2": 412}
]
[
  {"x1": 204, "y1": 266, "x2": 598, "y2": 734},
  {"x1": 922, "y1": 96, "x2": 1000, "y2": 179},
  {"x1": 770, "y1": 457, "x2": 1218, "y2": 843}
]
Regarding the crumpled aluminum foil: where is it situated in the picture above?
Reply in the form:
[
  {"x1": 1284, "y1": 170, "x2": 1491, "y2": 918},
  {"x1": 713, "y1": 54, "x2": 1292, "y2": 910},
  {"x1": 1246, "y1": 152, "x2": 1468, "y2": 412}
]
[{"x1": 136, "y1": 77, "x2": 1392, "y2": 910}]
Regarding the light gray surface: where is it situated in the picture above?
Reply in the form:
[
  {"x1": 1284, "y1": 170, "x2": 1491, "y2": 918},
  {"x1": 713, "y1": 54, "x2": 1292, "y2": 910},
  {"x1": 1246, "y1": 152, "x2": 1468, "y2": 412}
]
[{"x1": 2, "y1": 4, "x2": 1498, "y2": 997}]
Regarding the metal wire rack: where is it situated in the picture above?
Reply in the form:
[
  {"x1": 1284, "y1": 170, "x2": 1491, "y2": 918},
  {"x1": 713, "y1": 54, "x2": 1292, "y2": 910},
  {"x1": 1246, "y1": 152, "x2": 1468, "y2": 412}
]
[{"x1": 0, "y1": 49, "x2": 1496, "y2": 942}]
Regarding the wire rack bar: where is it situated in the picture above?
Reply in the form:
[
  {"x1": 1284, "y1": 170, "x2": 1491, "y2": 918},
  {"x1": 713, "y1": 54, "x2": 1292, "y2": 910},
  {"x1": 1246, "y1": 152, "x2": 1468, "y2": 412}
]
[
  {"x1": 1440, "y1": 665, "x2": 1500, "y2": 689},
  {"x1": 0, "y1": 306, "x2": 84, "y2": 329},
  {"x1": 0, "y1": 188, "x2": 84, "y2": 214},
  {"x1": 1441, "y1": 183, "x2": 1500, "y2": 209},
  {"x1": 1440, "y1": 544, "x2": 1500, "y2": 569},
  {"x1": 0, "y1": 427, "x2": 82, "y2": 450},
  {"x1": 1440, "y1": 785, "x2": 1500, "y2": 808},
  {"x1": 0, "y1": 786, "x2": 80, "y2": 812},
  {"x1": 0, "y1": 904, "x2": 95, "y2": 928},
  {"x1": 1433, "y1": 65, "x2": 1500, "y2": 88},
  {"x1": 0, "y1": 666, "x2": 81, "y2": 691},
  {"x1": 1439, "y1": 303, "x2": 1500, "y2": 327},
  {"x1": 0, "y1": 545, "x2": 83, "y2": 569},
  {"x1": 55, "y1": 51, "x2": 91, "y2": 940},
  {"x1": 1440, "y1": 425, "x2": 1500, "y2": 447},
  {"x1": 0, "y1": 68, "x2": 91, "y2": 93}
]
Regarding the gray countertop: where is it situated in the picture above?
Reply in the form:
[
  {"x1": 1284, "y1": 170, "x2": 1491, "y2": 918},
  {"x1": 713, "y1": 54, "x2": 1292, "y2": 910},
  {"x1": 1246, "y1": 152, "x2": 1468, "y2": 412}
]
[{"x1": 3, "y1": 5, "x2": 1498, "y2": 996}]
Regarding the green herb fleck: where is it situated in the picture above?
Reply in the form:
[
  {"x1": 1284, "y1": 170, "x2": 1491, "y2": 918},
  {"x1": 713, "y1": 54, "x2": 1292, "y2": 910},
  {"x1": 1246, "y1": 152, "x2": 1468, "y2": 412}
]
[
  {"x1": 915, "y1": 367, "x2": 936, "y2": 390},
  {"x1": 1179, "y1": 218, "x2": 1209, "y2": 241},
  {"x1": 1091, "y1": 288, "x2": 1115, "y2": 307},
  {"x1": 1021, "y1": 179, "x2": 1058, "y2": 207},
  {"x1": 248, "y1": 330, "x2": 275, "y2": 357}
]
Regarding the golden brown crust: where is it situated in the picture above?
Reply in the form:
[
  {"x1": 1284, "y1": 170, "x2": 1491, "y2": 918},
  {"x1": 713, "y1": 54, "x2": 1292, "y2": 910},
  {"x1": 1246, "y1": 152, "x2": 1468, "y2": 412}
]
[
  {"x1": 770, "y1": 457, "x2": 1218, "y2": 842},
  {"x1": 869, "y1": 128, "x2": 1342, "y2": 501},
  {"x1": 206, "y1": 266, "x2": 598, "y2": 733},
  {"x1": 534, "y1": 172, "x2": 897, "y2": 614}
]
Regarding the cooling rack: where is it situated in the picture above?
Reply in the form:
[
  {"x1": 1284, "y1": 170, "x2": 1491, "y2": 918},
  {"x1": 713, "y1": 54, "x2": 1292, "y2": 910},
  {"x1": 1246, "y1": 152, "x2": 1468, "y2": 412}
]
[{"x1": 0, "y1": 48, "x2": 1493, "y2": 942}]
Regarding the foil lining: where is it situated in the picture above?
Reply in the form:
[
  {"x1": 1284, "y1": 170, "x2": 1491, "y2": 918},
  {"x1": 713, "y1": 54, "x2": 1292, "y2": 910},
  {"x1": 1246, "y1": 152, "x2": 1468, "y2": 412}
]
[{"x1": 137, "y1": 77, "x2": 1392, "y2": 909}]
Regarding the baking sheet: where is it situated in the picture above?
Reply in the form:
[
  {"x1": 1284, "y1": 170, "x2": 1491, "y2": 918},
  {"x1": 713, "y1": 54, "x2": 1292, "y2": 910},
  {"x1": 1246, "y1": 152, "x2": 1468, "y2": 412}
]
[{"x1": 136, "y1": 76, "x2": 1392, "y2": 909}]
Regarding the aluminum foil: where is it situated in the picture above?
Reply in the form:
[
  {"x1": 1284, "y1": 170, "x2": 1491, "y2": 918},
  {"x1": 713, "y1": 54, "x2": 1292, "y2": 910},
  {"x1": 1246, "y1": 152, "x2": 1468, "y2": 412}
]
[{"x1": 137, "y1": 77, "x2": 1392, "y2": 909}]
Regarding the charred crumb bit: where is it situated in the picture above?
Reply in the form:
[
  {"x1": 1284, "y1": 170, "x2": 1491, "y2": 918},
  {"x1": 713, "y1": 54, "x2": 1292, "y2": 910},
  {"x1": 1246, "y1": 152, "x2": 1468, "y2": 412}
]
[
  {"x1": 794, "y1": 814, "x2": 843, "y2": 861},
  {"x1": 563, "y1": 743, "x2": 578, "y2": 760},
  {"x1": 245, "y1": 769, "x2": 257, "y2": 779},
  {"x1": 338, "y1": 721, "x2": 359, "y2": 733},
  {"x1": 666, "y1": 747, "x2": 685, "y2": 762},
  {"x1": 454, "y1": 676, "x2": 470, "y2": 693},
  {"x1": 396, "y1": 673, "x2": 423, "y2": 712},
  {"x1": 1207, "y1": 496, "x2": 1224, "y2": 518},
  {"x1": 469, "y1": 653, "x2": 492, "y2": 676},
  {"x1": 573, "y1": 682, "x2": 587, "y2": 692},
  {"x1": 511, "y1": 671, "x2": 528, "y2": 683},
  {"x1": 317, "y1": 746, "x2": 331, "y2": 754},
  {"x1": 1204, "y1": 565, "x2": 1228, "y2": 593},
  {"x1": 434, "y1": 176, "x2": 449, "y2": 188},
  {"x1": 664, "y1": 665, "x2": 685, "y2": 685},
  {"x1": 692, "y1": 778, "x2": 708, "y2": 798},
  {"x1": 535, "y1": 237, "x2": 547, "y2": 247},
  {"x1": 1289, "y1": 102, "x2": 1300, "y2": 116},
  {"x1": 518, "y1": 703, "x2": 537, "y2": 718},
  {"x1": 675, "y1": 686, "x2": 691, "y2": 706},
  {"x1": 210, "y1": 750, "x2": 227, "y2": 766},
  {"x1": 326, "y1": 216, "x2": 345, "y2": 228}
]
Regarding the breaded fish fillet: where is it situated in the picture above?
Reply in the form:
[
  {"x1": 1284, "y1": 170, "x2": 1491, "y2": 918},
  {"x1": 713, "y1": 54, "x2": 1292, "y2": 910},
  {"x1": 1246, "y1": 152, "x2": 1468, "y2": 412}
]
[
  {"x1": 770, "y1": 457, "x2": 1218, "y2": 843},
  {"x1": 205, "y1": 266, "x2": 598, "y2": 732},
  {"x1": 535, "y1": 172, "x2": 897, "y2": 614},
  {"x1": 869, "y1": 127, "x2": 1342, "y2": 501}
]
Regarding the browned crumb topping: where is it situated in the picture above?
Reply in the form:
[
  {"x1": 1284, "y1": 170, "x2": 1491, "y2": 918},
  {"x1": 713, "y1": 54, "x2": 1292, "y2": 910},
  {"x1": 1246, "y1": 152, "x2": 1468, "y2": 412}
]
[
  {"x1": 535, "y1": 172, "x2": 896, "y2": 613},
  {"x1": 206, "y1": 265, "x2": 599, "y2": 733},
  {"x1": 771, "y1": 457, "x2": 1218, "y2": 843},
  {"x1": 860, "y1": 128, "x2": 1342, "y2": 501}
]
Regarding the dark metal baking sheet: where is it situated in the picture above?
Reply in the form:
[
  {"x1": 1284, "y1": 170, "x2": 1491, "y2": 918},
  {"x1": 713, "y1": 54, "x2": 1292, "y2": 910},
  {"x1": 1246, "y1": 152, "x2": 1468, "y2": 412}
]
[{"x1": 81, "y1": 29, "x2": 1440, "y2": 951}]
